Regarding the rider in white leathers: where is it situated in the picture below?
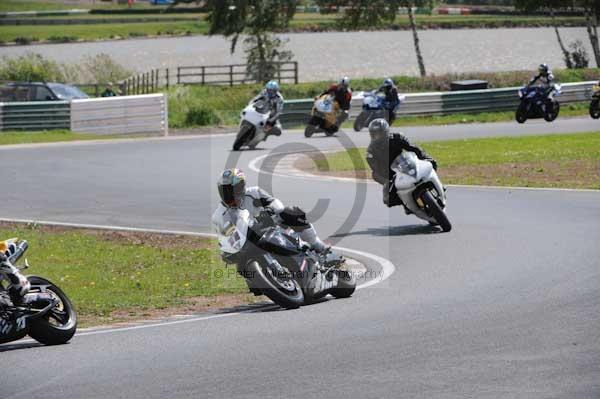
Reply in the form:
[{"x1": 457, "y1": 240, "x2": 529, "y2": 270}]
[{"x1": 211, "y1": 168, "x2": 328, "y2": 254}]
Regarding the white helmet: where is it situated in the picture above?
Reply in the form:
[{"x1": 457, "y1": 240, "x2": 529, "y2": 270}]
[{"x1": 339, "y1": 76, "x2": 350, "y2": 88}]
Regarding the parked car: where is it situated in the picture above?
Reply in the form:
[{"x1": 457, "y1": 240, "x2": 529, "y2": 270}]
[{"x1": 0, "y1": 82, "x2": 89, "y2": 102}]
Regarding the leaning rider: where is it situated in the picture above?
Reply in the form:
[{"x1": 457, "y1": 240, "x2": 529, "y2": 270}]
[
  {"x1": 376, "y1": 78, "x2": 401, "y2": 124},
  {"x1": 0, "y1": 245, "x2": 30, "y2": 305},
  {"x1": 366, "y1": 118, "x2": 437, "y2": 208},
  {"x1": 212, "y1": 168, "x2": 329, "y2": 253},
  {"x1": 321, "y1": 76, "x2": 352, "y2": 126},
  {"x1": 251, "y1": 80, "x2": 284, "y2": 138}
]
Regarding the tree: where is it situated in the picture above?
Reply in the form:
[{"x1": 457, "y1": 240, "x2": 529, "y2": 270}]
[
  {"x1": 515, "y1": 0, "x2": 574, "y2": 68},
  {"x1": 316, "y1": 0, "x2": 433, "y2": 77},
  {"x1": 581, "y1": 0, "x2": 600, "y2": 67},
  {"x1": 206, "y1": 0, "x2": 297, "y2": 83}
]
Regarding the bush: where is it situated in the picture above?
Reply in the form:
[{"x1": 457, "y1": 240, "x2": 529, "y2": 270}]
[
  {"x1": 0, "y1": 52, "x2": 66, "y2": 82},
  {"x1": 184, "y1": 106, "x2": 222, "y2": 126},
  {"x1": 47, "y1": 35, "x2": 78, "y2": 43}
]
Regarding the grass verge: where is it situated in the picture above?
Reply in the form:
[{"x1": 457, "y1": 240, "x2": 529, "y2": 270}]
[
  {"x1": 300, "y1": 132, "x2": 600, "y2": 189},
  {"x1": 0, "y1": 130, "x2": 134, "y2": 145},
  {"x1": 0, "y1": 223, "x2": 251, "y2": 327}
]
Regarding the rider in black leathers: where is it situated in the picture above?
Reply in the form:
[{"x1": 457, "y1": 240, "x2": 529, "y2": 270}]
[
  {"x1": 528, "y1": 63, "x2": 555, "y2": 95},
  {"x1": 366, "y1": 118, "x2": 437, "y2": 207},
  {"x1": 0, "y1": 247, "x2": 30, "y2": 305}
]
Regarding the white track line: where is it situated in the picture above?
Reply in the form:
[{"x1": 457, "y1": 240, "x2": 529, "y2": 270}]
[{"x1": 249, "y1": 152, "x2": 600, "y2": 193}]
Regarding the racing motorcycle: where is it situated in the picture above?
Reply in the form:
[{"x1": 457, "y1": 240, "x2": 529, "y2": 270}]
[
  {"x1": 233, "y1": 99, "x2": 278, "y2": 151},
  {"x1": 589, "y1": 84, "x2": 600, "y2": 119},
  {"x1": 516, "y1": 84, "x2": 562, "y2": 123},
  {"x1": 353, "y1": 91, "x2": 405, "y2": 132},
  {"x1": 0, "y1": 238, "x2": 77, "y2": 345},
  {"x1": 304, "y1": 94, "x2": 342, "y2": 138},
  {"x1": 217, "y1": 209, "x2": 356, "y2": 309},
  {"x1": 391, "y1": 151, "x2": 452, "y2": 232}
]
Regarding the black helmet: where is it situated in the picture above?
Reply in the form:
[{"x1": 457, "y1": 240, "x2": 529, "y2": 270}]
[
  {"x1": 368, "y1": 118, "x2": 389, "y2": 140},
  {"x1": 217, "y1": 168, "x2": 246, "y2": 208},
  {"x1": 538, "y1": 63, "x2": 550, "y2": 76}
]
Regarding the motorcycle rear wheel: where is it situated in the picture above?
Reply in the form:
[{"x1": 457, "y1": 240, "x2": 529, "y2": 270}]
[
  {"x1": 421, "y1": 191, "x2": 452, "y2": 232},
  {"x1": 27, "y1": 276, "x2": 77, "y2": 345},
  {"x1": 590, "y1": 100, "x2": 600, "y2": 119},
  {"x1": 245, "y1": 260, "x2": 304, "y2": 309}
]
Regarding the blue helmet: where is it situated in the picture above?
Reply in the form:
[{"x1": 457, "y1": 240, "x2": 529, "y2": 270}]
[
  {"x1": 265, "y1": 80, "x2": 279, "y2": 96},
  {"x1": 383, "y1": 78, "x2": 394, "y2": 87}
]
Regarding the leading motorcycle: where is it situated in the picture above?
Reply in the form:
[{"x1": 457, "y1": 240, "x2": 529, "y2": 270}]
[
  {"x1": 1, "y1": 238, "x2": 77, "y2": 345},
  {"x1": 391, "y1": 151, "x2": 452, "y2": 232},
  {"x1": 217, "y1": 209, "x2": 356, "y2": 309},
  {"x1": 233, "y1": 100, "x2": 278, "y2": 151},
  {"x1": 516, "y1": 84, "x2": 561, "y2": 123}
]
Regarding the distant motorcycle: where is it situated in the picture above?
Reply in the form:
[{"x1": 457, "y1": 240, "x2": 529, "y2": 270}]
[
  {"x1": 1, "y1": 238, "x2": 77, "y2": 345},
  {"x1": 589, "y1": 84, "x2": 600, "y2": 119},
  {"x1": 353, "y1": 91, "x2": 405, "y2": 132},
  {"x1": 217, "y1": 209, "x2": 356, "y2": 309},
  {"x1": 304, "y1": 94, "x2": 341, "y2": 138},
  {"x1": 233, "y1": 100, "x2": 278, "y2": 151},
  {"x1": 391, "y1": 151, "x2": 451, "y2": 232},
  {"x1": 516, "y1": 84, "x2": 561, "y2": 123}
]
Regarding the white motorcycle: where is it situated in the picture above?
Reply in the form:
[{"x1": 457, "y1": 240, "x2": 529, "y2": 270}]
[
  {"x1": 233, "y1": 100, "x2": 276, "y2": 151},
  {"x1": 217, "y1": 208, "x2": 356, "y2": 309},
  {"x1": 391, "y1": 151, "x2": 452, "y2": 232}
]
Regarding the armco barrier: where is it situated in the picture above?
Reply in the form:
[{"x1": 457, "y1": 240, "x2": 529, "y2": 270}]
[
  {"x1": 70, "y1": 94, "x2": 168, "y2": 135},
  {"x1": 280, "y1": 81, "x2": 597, "y2": 126},
  {"x1": 0, "y1": 101, "x2": 70, "y2": 131}
]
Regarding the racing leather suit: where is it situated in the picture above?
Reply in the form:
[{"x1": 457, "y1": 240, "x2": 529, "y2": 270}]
[
  {"x1": 322, "y1": 84, "x2": 352, "y2": 125},
  {"x1": 212, "y1": 186, "x2": 328, "y2": 253},
  {"x1": 377, "y1": 85, "x2": 400, "y2": 124},
  {"x1": 0, "y1": 251, "x2": 30, "y2": 304},
  {"x1": 528, "y1": 72, "x2": 555, "y2": 95},
  {"x1": 366, "y1": 132, "x2": 437, "y2": 207},
  {"x1": 252, "y1": 89, "x2": 285, "y2": 136}
]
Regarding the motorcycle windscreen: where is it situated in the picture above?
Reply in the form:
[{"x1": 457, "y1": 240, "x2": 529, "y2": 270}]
[{"x1": 257, "y1": 228, "x2": 301, "y2": 256}]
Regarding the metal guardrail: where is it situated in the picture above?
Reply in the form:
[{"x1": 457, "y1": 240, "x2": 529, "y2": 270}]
[
  {"x1": 0, "y1": 101, "x2": 70, "y2": 131},
  {"x1": 279, "y1": 81, "x2": 598, "y2": 126},
  {"x1": 71, "y1": 94, "x2": 168, "y2": 136}
]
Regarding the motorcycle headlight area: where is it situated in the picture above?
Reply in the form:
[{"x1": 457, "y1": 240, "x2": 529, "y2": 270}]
[{"x1": 392, "y1": 152, "x2": 418, "y2": 177}]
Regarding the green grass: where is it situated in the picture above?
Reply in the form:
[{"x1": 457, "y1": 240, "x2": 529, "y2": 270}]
[
  {"x1": 0, "y1": 20, "x2": 208, "y2": 42},
  {"x1": 0, "y1": 224, "x2": 246, "y2": 326},
  {"x1": 311, "y1": 132, "x2": 600, "y2": 189},
  {"x1": 0, "y1": 130, "x2": 120, "y2": 145},
  {"x1": 0, "y1": 0, "x2": 158, "y2": 12}
]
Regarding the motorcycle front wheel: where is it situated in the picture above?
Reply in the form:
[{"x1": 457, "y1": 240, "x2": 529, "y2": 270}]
[
  {"x1": 421, "y1": 191, "x2": 452, "y2": 232},
  {"x1": 516, "y1": 103, "x2": 528, "y2": 124},
  {"x1": 245, "y1": 260, "x2": 304, "y2": 309},
  {"x1": 304, "y1": 125, "x2": 317, "y2": 138},
  {"x1": 330, "y1": 269, "x2": 356, "y2": 299},
  {"x1": 590, "y1": 100, "x2": 600, "y2": 119},
  {"x1": 353, "y1": 111, "x2": 368, "y2": 132},
  {"x1": 544, "y1": 101, "x2": 560, "y2": 122},
  {"x1": 27, "y1": 276, "x2": 77, "y2": 345},
  {"x1": 233, "y1": 123, "x2": 254, "y2": 151}
]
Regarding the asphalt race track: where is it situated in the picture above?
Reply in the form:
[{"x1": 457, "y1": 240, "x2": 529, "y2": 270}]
[{"x1": 1, "y1": 117, "x2": 599, "y2": 398}]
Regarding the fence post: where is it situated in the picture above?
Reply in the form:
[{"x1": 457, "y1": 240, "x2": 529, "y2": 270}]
[
  {"x1": 166, "y1": 68, "x2": 170, "y2": 89},
  {"x1": 151, "y1": 70, "x2": 155, "y2": 92},
  {"x1": 177, "y1": 67, "x2": 181, "y2": 85},
  {"x1": 201, "y1": 66, "x2": 205, "y2": 85},
  {"x1": 136, "y1": 75, "x2": 139, "y2": 95},
  {"x1": 294, "y1": 61, "x2": 299, "y2": 84},
  {"x1": 229, "y1": 65, "x2": 233, "y2": 87}
]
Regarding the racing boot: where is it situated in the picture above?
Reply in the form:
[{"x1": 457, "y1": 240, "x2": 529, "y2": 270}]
[{"x1": 300, "y1": 225, "x2": 330, "y2": 254}]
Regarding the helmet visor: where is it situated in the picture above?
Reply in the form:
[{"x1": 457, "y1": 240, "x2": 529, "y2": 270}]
[{"x1": 219, "y1": 184, "x2": 244, "y2": 207}]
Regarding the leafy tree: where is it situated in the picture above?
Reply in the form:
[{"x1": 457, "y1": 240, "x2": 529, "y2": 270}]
[
  {"x1": 206, "y1": 0, "x2": 297, "y2": 83},
  {"x1": 515, "y1": 0, "x2": 576, "y2": 68},
  {"x1": 317, "y1": 0, "x2": 434, "y2": 77},
  {"x1": 580, "y1": 0, "x2": 600, "y2": 67}
]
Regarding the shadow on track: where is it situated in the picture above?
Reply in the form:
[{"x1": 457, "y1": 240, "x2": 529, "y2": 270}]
[
  {"x1": 331, "y1": 224, "x2": 442, "y2": 238},
  {"x1": 0, "y1": 341, "x2": 44, "y2": 353}
]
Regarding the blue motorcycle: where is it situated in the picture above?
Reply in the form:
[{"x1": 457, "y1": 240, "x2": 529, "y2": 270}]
[
  {"x1": 516, "y1": 85, "x2": 561, "y2": 123},
  {"x1": 353, "y1": 91, "x2": 404, "y2": 131}
]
